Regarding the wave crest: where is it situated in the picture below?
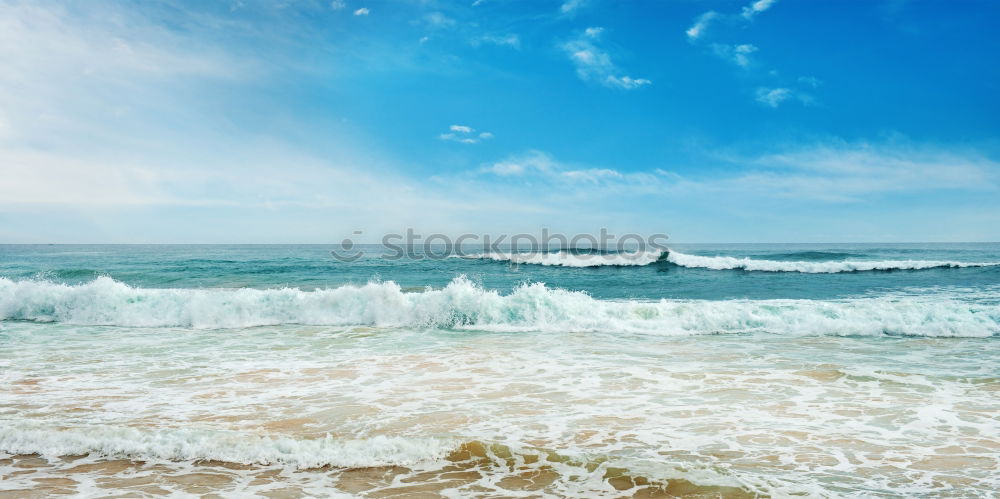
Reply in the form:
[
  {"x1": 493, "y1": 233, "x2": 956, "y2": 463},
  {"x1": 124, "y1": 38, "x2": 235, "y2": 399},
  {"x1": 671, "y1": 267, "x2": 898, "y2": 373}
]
[
  {"x1": 665, "y1": 251, "x2": 1000, "y2": 273},
  {"x1": 460, "y1": 250, "x2": 664, "y2": 267},
  {"x1": 1, "y1": 277, "x2": 997, "y2": 336},
  {"x1": 458, "y1": 249, "x2": 1000, "y2": 273},
  {"x1": 0, "y1": 424, "x2": 755, "y2": 496},
  {"x1": 0, "y1": 424, "x2": 453, "y2": 469}
]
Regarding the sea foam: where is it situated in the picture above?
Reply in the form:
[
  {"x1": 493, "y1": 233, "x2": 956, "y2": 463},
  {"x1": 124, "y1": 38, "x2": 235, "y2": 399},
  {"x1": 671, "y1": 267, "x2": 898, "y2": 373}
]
[
  {"x1": 463, "y1": 249, "x2": 1000, "y2": 272},
  {"x1": 461, "y1": 250, "x2": 663, "y2": 267},
  {"x1": 0, "y1": 277, "x2": 996, "y2": 336},
  {"x1": 664, "y1": 251, "x2": 1000, "y2": 273},
  {"x1": 0, "y1": 424, "x2": 455, "y2": 469}
]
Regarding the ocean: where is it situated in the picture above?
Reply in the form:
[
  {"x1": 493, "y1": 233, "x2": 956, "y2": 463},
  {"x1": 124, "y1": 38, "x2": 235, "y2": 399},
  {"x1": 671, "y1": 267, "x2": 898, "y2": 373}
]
[{"x1": 1, "y1": 243, "x2": 998, "y2": 497}]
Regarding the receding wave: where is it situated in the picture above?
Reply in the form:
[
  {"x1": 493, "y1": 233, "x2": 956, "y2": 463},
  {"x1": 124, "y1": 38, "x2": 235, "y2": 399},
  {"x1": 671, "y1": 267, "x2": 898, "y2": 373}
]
[
  {"x1": 1, "y1": 277, "x2": 997, "y2": 336},
  {"x1": 0, "y1": 424, "x2": 454, "y2": 469},
  {"x1": 0, "y1": 424, "x2": 754, "y2": 496},
  {"x1": 459, "y1": 250, "x2": 664, "y2": 267},
  {"x1": 665, "y1": 250, "x2": 1000, "y2": 273}
]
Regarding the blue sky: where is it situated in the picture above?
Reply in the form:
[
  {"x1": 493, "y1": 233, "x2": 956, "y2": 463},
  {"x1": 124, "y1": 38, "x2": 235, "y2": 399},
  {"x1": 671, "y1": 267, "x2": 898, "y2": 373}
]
[{"x1": 1, "y1": 0, "x2": 998, "y2": 243}]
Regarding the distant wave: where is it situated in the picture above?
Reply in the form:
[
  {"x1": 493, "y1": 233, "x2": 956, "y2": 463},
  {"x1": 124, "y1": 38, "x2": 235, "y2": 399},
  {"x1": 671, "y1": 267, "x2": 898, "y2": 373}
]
[
  {"x1": 665, "y1": 251, "x2": 1000, "y2": 273},
  {"x1": 457, "y1": 249, "x2": 1000, "y2": 273},
  {"x1": 459, "y1": 250, "x2": 664, "y2": 267},
  {"x1": 755, "y1": 251, "x2": 862, "y2": 260},
  {"x1": 1, "y1": 277, "x2": 996, "y2": 336}
]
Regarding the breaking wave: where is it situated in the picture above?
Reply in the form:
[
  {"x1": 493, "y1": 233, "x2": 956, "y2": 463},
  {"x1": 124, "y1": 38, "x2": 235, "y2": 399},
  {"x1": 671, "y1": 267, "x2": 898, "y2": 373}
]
[
  {"x1": 459, "y1": 250, "x2": 664, "y2": 267},
  {"x1": 664, "y1": 250, "x2": 1000, "y2": 273},
  {"x1": 0, "y1": 424, "x2": 754, "y2": 496},
  {"x1": 459, "y1": 249, "x2": 1000, "y2": 273},
  {"x1": 1, "y1": 277, "x2": 997, "y2": 336}
]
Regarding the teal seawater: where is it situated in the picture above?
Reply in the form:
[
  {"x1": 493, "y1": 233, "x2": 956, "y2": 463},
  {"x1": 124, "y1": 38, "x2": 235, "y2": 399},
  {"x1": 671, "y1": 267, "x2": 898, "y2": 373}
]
[
  {"x1": 1, "y1": 243, "x2": 999, "y2": 497},
  {"x1": 2, "y1": 243, "x2": 999, "y2": 300}
]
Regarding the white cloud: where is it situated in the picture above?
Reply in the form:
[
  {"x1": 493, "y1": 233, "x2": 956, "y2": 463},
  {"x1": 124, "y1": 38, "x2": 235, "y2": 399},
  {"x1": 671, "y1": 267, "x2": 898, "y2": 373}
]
[
  {"x1": 560, "y1": 0, "x2": 586, "y2": 14},
  {"x1": 0, "y1": 150, "x2": 201, "y2": 206},
  {"x1": 755, "y1": 86, "x2": 816, "y2": 107},
  {"x1": 487, "y1": 162, "x2": 524, "y2": 175},
  {"x1": 561, "y1": 168, "x2": 623, "y2": 183},
  {"x1": 584, "y1": 27, "x2": 604, "y2": 38},
  {"x1": 736, "y1": 142, "x2": 998, "y2": 201},
  {"x1": 755, "y1": 87, "x2": 792, "y2": 107},
  {"x1": 423, "y1": 12, "x2": 454, "y2": 28},
  {"x1": 353, "y1": 7, "x2": 369, "y2": 16},
  {"x1": 479, "y1": 143, "x2": 999, "y2": 205},
  {"x1": 798, "y1": 75, "x2": 822, "y2": 88},
  {"x1": 733, "y1": 44, "x2": 757, "y2": 65},
  {"x1": 685, "y1": 1, "x2": 799, "y2": 107},
  {"x1": 330, "y1": 0, "x2": 346, "y2": 10},
  {"x1": 471, "y1": 34, "x2": 520, "y2": 49},
  {"x1": 713, "y1": 43, "x2": 758, "y2": 67},
  {"x1": 562, "y1": 30, "x2": 651, "y2": 90},
  {"x1": 685, "y1": 11, "x2": 718, "y2": 40},
  {"x1": 606, "y1": 75, "x2": 651, "y2": 89},
  {"x1": 482, "y1": 151, "x2": 651, "y2": 186},
  {"x1": 0, "y1": 2, "x2": 491, "y2": 240},
  {"x1": 0, "y1": 2, "x2": 255, "y2": 152},
  {"x1": 439, "y1": 134, "x2": 476, "y2": 144},
  {"x1": 482, "y1": 151, "x2": 554, "y2": 176},
  {"x1": 440, "y1": 125, "x2": 493, "y2": 144},
  {"x1": 742, "y1": 0, "x2": 777, "y2": 20}
]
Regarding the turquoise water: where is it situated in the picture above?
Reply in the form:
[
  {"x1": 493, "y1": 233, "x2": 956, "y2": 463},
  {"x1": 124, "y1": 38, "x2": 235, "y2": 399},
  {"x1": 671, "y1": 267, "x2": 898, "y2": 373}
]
[
  {"x1": 1, "y1": 244, "x2": 998, "y2": 497},
  {"x1": 2, "y1": 244, "x2": 1000, "y2": 299}
]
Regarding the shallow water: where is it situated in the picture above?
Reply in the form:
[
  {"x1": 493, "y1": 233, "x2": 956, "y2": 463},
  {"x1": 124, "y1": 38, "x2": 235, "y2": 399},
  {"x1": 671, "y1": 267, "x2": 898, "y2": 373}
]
[{"x1": 1, "y1": 244, "x2": 998, "y2": 497}]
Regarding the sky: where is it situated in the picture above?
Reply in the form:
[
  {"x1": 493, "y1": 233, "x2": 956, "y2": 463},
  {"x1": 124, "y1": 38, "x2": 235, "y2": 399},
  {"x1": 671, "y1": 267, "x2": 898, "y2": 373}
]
[{"x1": 1, "y1": 0, "x2": 999, "y2": 243}]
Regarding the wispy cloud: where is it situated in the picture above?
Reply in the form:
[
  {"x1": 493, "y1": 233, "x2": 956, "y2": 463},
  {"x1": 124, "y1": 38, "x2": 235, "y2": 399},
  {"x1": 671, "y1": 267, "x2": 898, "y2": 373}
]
[
  {"x1": 687, "y1": 0, "x2": 778, "y2": 42},
  {"x1": 481, "y1": 151, "x2": 656, "y2": 186},
  {"x1": 713, "y1": 43, "x2": 758, "y2": 68},
  {"x1": 755, "y1": 86, "x2": 815, "y2": 107},
  {"x1": 0, "y1": 2, "x2": 458, "y2": 235},
  {"x1": 422, "y1": 12, "x2": 454, "y2": 28},
  {"x1": 0, "y1": 1, "x2": 255, "y2": 151},
  {"x1": 562, "y1": 27, "x2": 651, "y2": 90},
  {"x1": 755, "y1": 87, "x2": 791, "y2": 107},
  {"x1": 353, "y1": 7, "x2": 369, "y2": 16},
  {"x1": 605, "y1": 76, "x2": 652, "y2": 89},
  {"x1": 483, "y1": 150, "x2": 555, "y2": 176},
  {"x1": 439, "y1": 125, "x2": 494, "y2": 144},
  {"x1": 471, "y1": 34, "x2": 521, "y2": 49},
  {"x1": 798, "y1": 75, "x2": 822, "y2": 88},
  {"x1": 560, "y1": 0, "x2": 586, "y2": 15},
  {"x1": 478, "y1": 143, "x2": 999, "y2": 205},
  {"x1": 711, "y1": 142, "x2": 998, "y2": 203},
  {"x1": 742, "y1": 0, "x2": 778, "y2": 20},
  {"x1": 684, "y1": 0, "x2": 814, "y2": 106},
  {"x1": 736, "y1": 141, "x2": 998, "y2": 201},
  {"x1": 685, "y1": 11, "x2": 718, "y2": 41},
  {"x1": 330, "y1": 0, "x2": 346, "y2": 10}
]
